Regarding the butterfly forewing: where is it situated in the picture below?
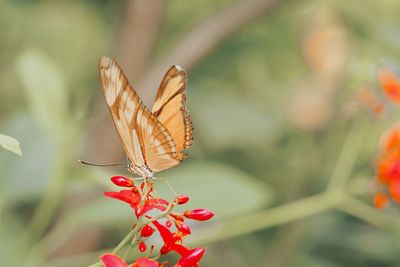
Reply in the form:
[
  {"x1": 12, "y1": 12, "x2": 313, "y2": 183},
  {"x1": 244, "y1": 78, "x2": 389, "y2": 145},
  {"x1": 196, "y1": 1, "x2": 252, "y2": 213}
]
[
  {"x1": 152, "y1": 66, "x2": 194, "y2": 159},
  {"x1": 99, "y1": 57, "x2": 181, "y2": 176}
]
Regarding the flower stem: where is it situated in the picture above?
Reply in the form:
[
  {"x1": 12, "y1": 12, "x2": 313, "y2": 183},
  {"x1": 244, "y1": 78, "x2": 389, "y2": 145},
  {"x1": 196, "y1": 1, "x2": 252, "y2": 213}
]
[
  {"x1": 190, "y1": 190, "x2": 341, "y2": 246},
  {"x1": 327, "y1": 122, "x2": 365, "y2": 192},
  {"x1": 338, "y1": 196, "x2": 400, "y2": 235}
]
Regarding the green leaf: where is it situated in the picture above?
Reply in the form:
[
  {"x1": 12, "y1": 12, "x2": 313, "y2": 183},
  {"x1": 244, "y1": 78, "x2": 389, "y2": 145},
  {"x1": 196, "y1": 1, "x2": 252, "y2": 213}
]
[
  {"x1": 15, "y1": 50, "x2": 69, "y2": 138},
  {"x1": 160, "y1": 161, "x2": 275, "y2": 219},
  {"x1": 0, "y1": 133, "x2": 22, "y2": 156},
  {"x1": 191, "y1": 88, "x2": 277, "y2": 151}
]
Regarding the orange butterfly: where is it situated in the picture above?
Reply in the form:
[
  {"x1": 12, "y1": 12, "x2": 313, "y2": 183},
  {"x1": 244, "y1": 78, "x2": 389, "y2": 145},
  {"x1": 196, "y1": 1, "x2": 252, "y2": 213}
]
[{"x1": 99, "y1": 56, "x2": 193, "y2": 178}]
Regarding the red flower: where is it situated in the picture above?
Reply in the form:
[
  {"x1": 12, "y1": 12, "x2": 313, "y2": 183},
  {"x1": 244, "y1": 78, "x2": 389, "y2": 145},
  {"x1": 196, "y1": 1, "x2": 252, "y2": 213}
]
[
  {"x1": 104, "y1": 190, "x2": 141, "y2": 207},
  {"x1": 102, "y1": 176, "x2": 214, "y2": 267},
  {"x1": 101, "y1": 253, "x2": 159, "y2": 267},
  {"x1": 131, "y1": 258, "x2": 159, "y2": 267},
  {"x1": 104, "y1": 185, "x2": 169, "y2": 217},
  {"x1": 152, "y1": 220, "x2": 177, "y2": 254},
  {"x1": 175, "y1": 248, "x2": 205, "y2": 267},
  {"x1": 101, "y1": 253, "x2": 127, "y2": 267}
]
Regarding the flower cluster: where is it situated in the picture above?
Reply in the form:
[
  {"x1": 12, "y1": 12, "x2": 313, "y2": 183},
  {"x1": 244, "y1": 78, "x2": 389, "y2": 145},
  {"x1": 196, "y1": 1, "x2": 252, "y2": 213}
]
[
  {"x1": 369, "y1": 68, "x2": 400, "y2": 209},
  {"x1": 101, "y1": 176, "x2": 214, "y2": 267},
  {"x1": 355, "y1": 67, "x2": 400, "y2": 118},
  {"x1": 374, "y1": 123, "x2": 400, "y2": 208}
]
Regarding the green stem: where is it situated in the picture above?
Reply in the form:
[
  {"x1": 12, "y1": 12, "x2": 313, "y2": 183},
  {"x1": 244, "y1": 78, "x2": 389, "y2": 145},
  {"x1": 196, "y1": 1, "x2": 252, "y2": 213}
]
[
  {"x1": 190, "y1": 191, "x2": 342, "y2": 246},
  {"x1": 337, "y1": 196, "x2": 400, "y2": 235},
  {"x1": 327, "y1": 123, "x2": 365, "y2": 192},
  {"x1": 86, "y1": 225, "x2": 140, "y2": 267}
]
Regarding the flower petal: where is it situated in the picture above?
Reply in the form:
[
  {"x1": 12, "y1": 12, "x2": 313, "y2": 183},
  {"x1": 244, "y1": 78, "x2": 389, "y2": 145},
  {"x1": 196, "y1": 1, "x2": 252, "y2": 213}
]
[
  {"x1": 175, "y1": 248, "x2": 205, "y2": 267},
  {"x1": 101, "y1": 253, "x2": 128, "y2": 267},
  {"x1": 131, "y1": 257, "x2": 159, "y2": 267}
]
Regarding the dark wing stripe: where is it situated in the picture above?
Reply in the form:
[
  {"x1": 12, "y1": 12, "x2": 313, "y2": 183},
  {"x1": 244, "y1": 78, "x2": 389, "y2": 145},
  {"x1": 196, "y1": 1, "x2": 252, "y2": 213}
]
[{"x1": 152, "y1": 89, "x2": 184, "y2": 117}]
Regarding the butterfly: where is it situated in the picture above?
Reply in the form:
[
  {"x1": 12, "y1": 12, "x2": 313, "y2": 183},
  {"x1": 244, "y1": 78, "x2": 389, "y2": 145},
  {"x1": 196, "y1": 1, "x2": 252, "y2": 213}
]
[{"x1": 99, "y1": 56, "x2": 193, "y2": 178}]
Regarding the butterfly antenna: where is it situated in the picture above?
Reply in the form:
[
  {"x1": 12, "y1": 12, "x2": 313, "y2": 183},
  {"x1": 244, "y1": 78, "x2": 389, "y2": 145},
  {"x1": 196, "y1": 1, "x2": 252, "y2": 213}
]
[{"x1": 78, "y1": 159, "x2": 128, "y2": 168}]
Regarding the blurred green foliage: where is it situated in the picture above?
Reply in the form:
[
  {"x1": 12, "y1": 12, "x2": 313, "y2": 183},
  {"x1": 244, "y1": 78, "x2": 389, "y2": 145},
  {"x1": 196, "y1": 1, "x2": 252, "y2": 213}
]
[{"x1": 2, "y1": 0, "x2": 400, "y2": 266}]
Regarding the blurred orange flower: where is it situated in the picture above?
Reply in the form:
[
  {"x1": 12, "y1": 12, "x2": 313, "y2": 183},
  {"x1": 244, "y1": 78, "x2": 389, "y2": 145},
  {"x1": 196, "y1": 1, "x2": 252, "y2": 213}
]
[
  {"x1": 373, "y1": 192, "x2": 388, "y2": 209},
  {"x1": 378, "y1": 68, "x2": 400, "y2": 106},
  {"x1": 374, "y1": 123, "x2": 400, "y2": 208},
  {"x1": 377, "y1": 123, "x2": 400, "y2": 152},
  {"x1": 356, "y1": 88, "x2": 384, "y2": 115}
]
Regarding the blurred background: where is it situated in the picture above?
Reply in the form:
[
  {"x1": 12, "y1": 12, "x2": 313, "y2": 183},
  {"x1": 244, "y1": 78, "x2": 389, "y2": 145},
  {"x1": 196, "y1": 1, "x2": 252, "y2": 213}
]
[{"x1": 2, "y1": 0, "x2": 400, "y2": 266}]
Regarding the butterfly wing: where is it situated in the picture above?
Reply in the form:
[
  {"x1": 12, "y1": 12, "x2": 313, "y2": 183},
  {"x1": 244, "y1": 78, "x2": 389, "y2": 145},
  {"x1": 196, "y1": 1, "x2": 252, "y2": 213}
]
[
  {"x1": 152, "y1": 65, "x2": 193, "y2": 160},
  {"x1": 99, "y1": 56, "x2": 181, "y2": 175}
]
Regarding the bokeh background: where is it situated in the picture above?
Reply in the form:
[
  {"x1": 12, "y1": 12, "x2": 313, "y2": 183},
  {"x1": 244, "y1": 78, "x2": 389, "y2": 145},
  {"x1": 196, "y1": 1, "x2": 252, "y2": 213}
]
[{"x1": 2, "y1": 0, "x2": 400, "y2": 266}]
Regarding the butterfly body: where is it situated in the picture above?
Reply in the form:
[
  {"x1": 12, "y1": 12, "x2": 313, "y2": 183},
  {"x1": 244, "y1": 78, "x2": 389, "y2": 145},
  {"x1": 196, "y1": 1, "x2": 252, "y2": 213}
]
[
  {"x1": 128, "y1": 163, "x2": 154, "y2": 178},
  {"x1": 99, "y1": 56, "x2": 193, "y2": 178}
]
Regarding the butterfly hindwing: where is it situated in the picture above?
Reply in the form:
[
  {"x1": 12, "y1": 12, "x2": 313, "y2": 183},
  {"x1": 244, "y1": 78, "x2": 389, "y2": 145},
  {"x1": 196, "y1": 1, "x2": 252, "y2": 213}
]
[
  {"x1": 99, "y1": 57, "x2": 181, "y2": 175},
  {"x1": 152, "y1": 65, "x2": 193, "y2": 159}
]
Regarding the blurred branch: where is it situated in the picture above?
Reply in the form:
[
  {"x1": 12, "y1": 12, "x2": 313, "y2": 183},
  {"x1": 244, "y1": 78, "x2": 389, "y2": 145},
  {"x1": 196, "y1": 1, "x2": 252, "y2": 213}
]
[
  {"x1": 139, "y1": 0, "x2": 281, "y2": 102},
  {"x1": 115, "y1": 0, "x2": 166, "y2": 83},
  {"x1": 191, "y1": 191, "x2": 340, "y2": 246},
  {"x1": 85, "y1": 0, "x2": 165, "y2": 162},
  {"x1": 338, "y1": 196, "x2": 400, "y2": 235},
  {"x1": 326, "y1": 122, "x2": 365, "y2": 192}
]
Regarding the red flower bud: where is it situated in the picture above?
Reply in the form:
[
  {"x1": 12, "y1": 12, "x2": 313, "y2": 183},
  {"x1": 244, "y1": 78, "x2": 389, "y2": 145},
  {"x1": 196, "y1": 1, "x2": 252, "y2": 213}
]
[
  {"x1": 175, "y1": 221, "x2": 191, "y2": 235},
  {"x1": 165, "y1": 219, "x2": 172, "y2": 228},
  {"x1": 135, "y1": 206, "x2": 144, "y2": 217},
  {"x1": 111, "y1": 176, "x2": 134, "y2": 187},
  {"x1": 175, "y1": 248, "x2": 205, "y2": 267},
  {"x1": 183, "y1": 208, "x2": 214, "y2": 221},
  {"x1": 138, "y1": 241, "x2": 147, "y2": 252},
  {"x1": 175, "y1": 195, "x2": 190, "y2": 205},
  {"x1": 141, "y1": 224, "x2": 155, "y2": 237}
]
